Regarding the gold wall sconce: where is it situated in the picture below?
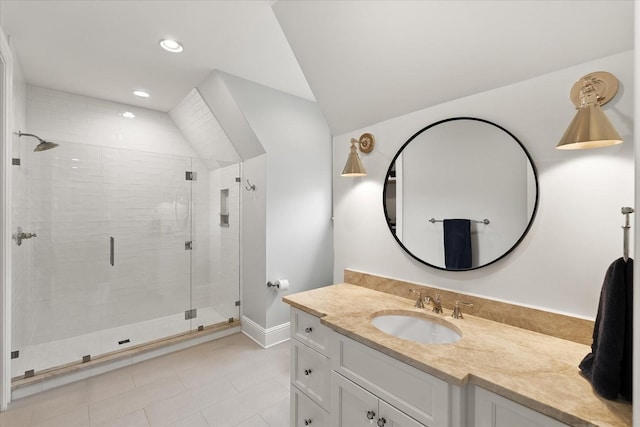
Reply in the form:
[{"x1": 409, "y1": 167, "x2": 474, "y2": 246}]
[
  {"x1": 556, "y1": 71, "x2": 623, "y2": 150},
  {"x1": 341, "y1": 133, "x2": 375, "y2": 177}
]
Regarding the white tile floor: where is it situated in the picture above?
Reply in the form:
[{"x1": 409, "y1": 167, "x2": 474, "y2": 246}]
[{"x1": 0, "y1": 333, "x2": 291, "y2": 427}]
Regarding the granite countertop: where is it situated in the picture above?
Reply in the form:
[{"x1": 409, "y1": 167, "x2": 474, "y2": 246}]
[{"x1": 283, "y1": 283, "x2": 632, "y2": 427}]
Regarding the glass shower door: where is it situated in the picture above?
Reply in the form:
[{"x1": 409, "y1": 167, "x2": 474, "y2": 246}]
[
  {"x1": 99, "y1": 148, "x2": 192, "y2": 354},
  {"x1": 11, "y1": 141, "x2": 111, "y2": 377},
  {"x1": 189, "y1": 162, "x2": 241, "y2": 329}
]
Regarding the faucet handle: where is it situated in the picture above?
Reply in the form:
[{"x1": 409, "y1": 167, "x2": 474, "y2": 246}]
[
  {"x1": 409, "y1": 289, "x2": 426, "y2": 308},
  {"x1": 451, "y1": 299, "x2": 474, "y2": 319}
]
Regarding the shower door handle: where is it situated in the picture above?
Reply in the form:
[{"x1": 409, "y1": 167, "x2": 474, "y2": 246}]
[{"x1": 110, "y1": 237, "x2": 114, "y2": 266}]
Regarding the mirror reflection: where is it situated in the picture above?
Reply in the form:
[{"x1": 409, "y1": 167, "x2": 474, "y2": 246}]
[{"x1": 383, "y1": 117, "x2": 539, "y2": 271}]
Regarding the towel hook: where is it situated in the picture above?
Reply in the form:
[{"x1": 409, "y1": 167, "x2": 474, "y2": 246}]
[
  {"x1": 245, "y1": 180, "x2": 256, "y2": 191},
  {"x1": 621, "y1": 207, "x2": 634, "y2": 261}
]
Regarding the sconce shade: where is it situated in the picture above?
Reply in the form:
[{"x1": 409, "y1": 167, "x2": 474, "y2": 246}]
[
  {"x1": 556, "y1": 71, "x2": 622, "y2": 150},
  {"x1": 556, "y1": 103, "x2": 623, "y2": 150},
  {"x1": 341, "y1": 133, "x2": 375, "y2": 177},
  {"x1": 341, "y1": 145, "x2": 367, "y2": 176}
]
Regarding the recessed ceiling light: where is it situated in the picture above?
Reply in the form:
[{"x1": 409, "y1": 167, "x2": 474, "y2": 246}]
[
  {"x1": 122, "y1": 111, "x2": 136, "y2": 119},
  {"x1": 133, "y1": 90, "x2": 150, "y2": 98},
  {"x1": 160, "y1": 39, "x2": 183, "y2": 53}
]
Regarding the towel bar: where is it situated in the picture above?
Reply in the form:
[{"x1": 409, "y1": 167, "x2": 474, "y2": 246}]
[{"x1": 429, "y1": 218, "x2": 490, "y2": 225}]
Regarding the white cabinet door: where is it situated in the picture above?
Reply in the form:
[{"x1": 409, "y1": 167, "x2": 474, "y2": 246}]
[
  {"x1": 332, "y1": 372, "x2": 382, "y2": 427},
  {"x1": 331, "y1": 331, "x2": 449, "y2": 426},
  {"x1": 473, "y1": 387, "x2": 568, "y2": 427},
  {"x1": 332, "y1": 372, "x2": 427, "y2": 427}
]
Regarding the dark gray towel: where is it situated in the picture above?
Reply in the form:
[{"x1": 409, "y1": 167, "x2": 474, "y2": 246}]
[
  {"x1": 579, "y1": 257, "x2": 633, "y2": 402},
  {"x1": 443, "y1": 219, "x2": 472, "y2": 270}
]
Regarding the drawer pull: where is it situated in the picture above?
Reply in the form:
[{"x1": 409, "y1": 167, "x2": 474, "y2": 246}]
[
  {"x1": 304, "y1": 368, "x2": 312, "y2": 376},
  {"x1": 366, "y1": 410, "x2": 376, "y2": 420},
  {"x1": 305, "y1": 327, "x2": 313, "y2": 334},
  {"x1": 377, "y1": 417, "x2": 387, "y2": 427},
  {"x1": 304, "y1": 419, "x2": 312, "y2": 425}
]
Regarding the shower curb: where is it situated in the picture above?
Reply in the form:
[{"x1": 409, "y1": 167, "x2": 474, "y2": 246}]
[{"x1": 10, "y1": 320, "x2": 241, "y2": 399}]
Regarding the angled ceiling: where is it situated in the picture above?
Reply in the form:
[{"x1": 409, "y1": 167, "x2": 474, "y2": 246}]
[
  {"x1": 0, "y1": 1, "x2": 634, "y2": 136},
  {"x1": 0, "y1": 0, "x2": 314, "y2": 111},
  {"x1": 273, "y1": 0, "x2": 634, "y2": 134}
]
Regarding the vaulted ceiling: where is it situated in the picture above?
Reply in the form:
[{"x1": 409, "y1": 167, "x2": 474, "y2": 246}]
[{"x1": 0, "y1": 0, "x2": 634, "y2": 135}]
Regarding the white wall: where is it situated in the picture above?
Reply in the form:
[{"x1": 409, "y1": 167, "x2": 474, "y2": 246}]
[
  {"x1": 220, "y1": 73, "x2": 334, "y2": 329},
  {"x1": 241, "y1": 154, "x2": 267, "y2": 327},
  {"x1": 334, "y1": 51, "x2": 634, "y2": 319}
]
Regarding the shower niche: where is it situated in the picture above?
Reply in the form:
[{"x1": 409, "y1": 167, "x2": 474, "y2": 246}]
[{"x1": 220, "y1": 188, "x2": 230, "y2": 227}]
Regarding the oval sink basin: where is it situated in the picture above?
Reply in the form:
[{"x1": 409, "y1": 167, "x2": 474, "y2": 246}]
[{"x1": 371, "y1": 313, "x2": 461, "y2": 344}]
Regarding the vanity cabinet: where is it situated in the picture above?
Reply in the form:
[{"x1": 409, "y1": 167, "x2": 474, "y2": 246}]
[
  {"x1": 330, "y1": 330, "x2": 462, "y2": 427},
  {"x1": 471, "y1": 387, "x2": 569, "y2": 427},
  {"x1": 290, "y1": 308, "x2": 332, "y2": 427},
  {"x1": 289, "y1": 307, "x2": 570, "y2": 427},
  {"x1": 332, "y1": 371, "x2": 426, "y2": 427}
]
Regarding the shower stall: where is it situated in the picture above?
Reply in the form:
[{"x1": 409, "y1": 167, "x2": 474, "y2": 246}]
[{"x1": 10, "y1": 131, "x2": 241, "y2": 379}]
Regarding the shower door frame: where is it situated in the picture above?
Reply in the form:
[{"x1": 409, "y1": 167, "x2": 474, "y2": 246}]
[
  {"x1": 10, "y1": 145, "x2": 201, "y2": 377},
  {"x1": 0, "y1": 26, "x2": 14, "y2": 411}
]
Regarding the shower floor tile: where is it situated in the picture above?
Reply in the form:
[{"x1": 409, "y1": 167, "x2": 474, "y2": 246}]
[{"x1": 1, "y1": 333, "x2": 291, "y2": 427}]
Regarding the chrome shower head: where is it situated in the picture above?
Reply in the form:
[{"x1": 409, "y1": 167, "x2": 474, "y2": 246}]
[{"x1": 17, "y1": 131, "x2": 59, "y2": 152}]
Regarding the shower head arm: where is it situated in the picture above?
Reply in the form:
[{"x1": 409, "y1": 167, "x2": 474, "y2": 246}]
[
  {"x1": 17, "y1": 131, "x2": 46, "y2": 144},
  {"x1": 16, "y1": 131, "x2": 59, "y2": 152}
]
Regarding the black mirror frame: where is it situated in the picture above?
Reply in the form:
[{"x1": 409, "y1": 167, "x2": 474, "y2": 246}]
[{"x1": 382, "y1": 117, "x2": 540, "y2": 271}]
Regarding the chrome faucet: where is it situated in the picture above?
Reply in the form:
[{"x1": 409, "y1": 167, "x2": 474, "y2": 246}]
[{"x1": 425, "y1": 293, "x2": 443, "y2": 314}]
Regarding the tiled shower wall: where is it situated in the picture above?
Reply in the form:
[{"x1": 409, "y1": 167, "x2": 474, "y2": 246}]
[
  {"x1": 206, "y1": 164, "x2": 241, "y2": 321},
  {"x1": 24, "y1": 86, "x2": 196, "y2": 157},
  {"x1": 11, "y1": 86, "x2": 239, "y2": 377}
]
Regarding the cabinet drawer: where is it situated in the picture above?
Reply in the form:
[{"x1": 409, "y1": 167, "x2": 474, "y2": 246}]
[
  {"x1": 380, "y1": 399, "x2": 428, "y2": 427},
  {"x1": 473, "y1": 387, "x2": 569, "y2": 427},
  {"x1": 291, "y1": 339, "x2": 331, "y2": 410},
  {"x1": 291, "y1": 308, "x2": 331, "y2": 356},
  {"x1": 291, "y1": 386, "x2": 330, "y2": 427},
  {"x1": 331, "y1": 332, "x2": 450, "y2": 427}
]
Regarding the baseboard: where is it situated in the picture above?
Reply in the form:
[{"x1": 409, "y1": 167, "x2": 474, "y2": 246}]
[{"x1": 241, "y1": 315, "x2": 290, "y2": 349}]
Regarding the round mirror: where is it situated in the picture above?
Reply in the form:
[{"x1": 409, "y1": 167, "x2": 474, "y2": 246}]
[{"x1": 383, "y1": 117, "x2": 539, "y2": 271}]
